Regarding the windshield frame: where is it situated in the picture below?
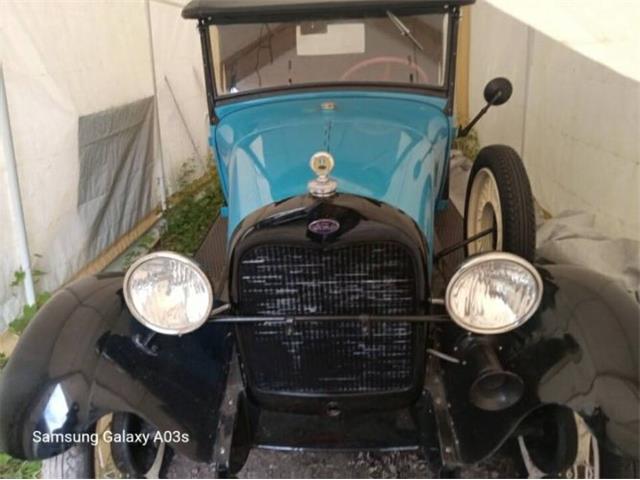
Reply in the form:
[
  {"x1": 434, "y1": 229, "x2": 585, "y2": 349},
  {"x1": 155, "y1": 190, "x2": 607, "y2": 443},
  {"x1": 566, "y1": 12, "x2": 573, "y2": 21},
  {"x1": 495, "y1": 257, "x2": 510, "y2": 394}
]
[{"x1": 195, "y1": 6, "x2": 461, "y2": 121}]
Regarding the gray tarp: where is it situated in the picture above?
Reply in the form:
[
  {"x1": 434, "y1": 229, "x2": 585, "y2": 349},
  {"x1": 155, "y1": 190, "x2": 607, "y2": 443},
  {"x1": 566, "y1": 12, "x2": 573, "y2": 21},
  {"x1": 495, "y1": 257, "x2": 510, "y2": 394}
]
[
  {"x1": 78, "y1": 97, "x2": 155, "y2": 266},
  {"x1": 537, "y1": 210, "x2": 640, "y2": 299}
]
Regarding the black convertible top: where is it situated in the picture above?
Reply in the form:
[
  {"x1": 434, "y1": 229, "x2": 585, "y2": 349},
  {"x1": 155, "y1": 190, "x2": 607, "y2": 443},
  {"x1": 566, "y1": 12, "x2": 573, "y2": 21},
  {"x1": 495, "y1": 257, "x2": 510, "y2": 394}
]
[{"x1": 182, "y1": 0, "x2": 475, "y2": 23}]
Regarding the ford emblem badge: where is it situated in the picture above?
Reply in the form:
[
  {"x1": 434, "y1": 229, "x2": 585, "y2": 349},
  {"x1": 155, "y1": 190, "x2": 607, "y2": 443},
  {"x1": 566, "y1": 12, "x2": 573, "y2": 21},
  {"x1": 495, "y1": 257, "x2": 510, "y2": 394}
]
[{"x1": 308, "y1": 218, "x2": 340, "y2": 235}]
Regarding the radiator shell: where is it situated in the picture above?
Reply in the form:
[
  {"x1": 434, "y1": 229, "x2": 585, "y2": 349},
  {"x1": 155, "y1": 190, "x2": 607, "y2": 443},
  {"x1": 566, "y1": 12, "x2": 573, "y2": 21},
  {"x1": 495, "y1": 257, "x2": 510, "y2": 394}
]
[{"x1": 229, "y1": 195, "x2": 430, "y2": 412}]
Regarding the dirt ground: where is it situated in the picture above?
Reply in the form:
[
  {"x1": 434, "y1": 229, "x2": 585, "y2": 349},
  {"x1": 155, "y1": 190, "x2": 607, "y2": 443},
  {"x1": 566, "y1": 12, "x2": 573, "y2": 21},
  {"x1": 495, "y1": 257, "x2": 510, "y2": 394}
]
[
  {"x1": 167, "y1": 446, "x2": 521, "y2": 478},
  {"x1": 239, "y1": 450, "x2": 433, "y2": 479},
  {"x1": 167, "y1": 450, "x2": 433, "y2": 479}
]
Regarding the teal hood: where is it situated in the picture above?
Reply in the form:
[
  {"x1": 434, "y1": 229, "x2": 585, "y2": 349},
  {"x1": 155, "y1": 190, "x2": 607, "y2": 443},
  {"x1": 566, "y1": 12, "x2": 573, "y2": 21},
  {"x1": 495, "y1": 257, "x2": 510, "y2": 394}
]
[{"x1": 211, "y1": 90, "x2": 453, "y2": 249}]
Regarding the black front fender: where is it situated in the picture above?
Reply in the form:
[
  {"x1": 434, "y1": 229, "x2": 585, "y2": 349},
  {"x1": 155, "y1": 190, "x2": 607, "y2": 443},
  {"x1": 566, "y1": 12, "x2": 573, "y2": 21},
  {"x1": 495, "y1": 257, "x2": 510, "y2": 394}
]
[
  {"x1": 521, "y1": 264, "x2": 639, "y2": 458},
  {"x1": 0, "y1": 273, "x2": 232, "y2": 461},
  {"x1": 441, "y1": 264, "x2": 639, "y2": 464}
]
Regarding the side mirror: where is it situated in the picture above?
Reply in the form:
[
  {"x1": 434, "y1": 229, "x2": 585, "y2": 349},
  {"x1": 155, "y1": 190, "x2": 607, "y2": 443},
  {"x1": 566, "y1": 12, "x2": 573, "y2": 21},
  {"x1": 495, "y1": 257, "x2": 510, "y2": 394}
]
[
  {"x1": 458, "y1": 77, "x2": 513, "y2": 138},
  {"x1": 483, "y1": 77, "x2": 513, "y2": 106}
]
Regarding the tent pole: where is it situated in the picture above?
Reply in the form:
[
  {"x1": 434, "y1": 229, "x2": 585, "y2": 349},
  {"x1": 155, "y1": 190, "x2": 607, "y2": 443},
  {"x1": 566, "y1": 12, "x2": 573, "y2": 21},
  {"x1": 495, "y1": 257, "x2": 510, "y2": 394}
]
[
  {"x1": 145, "y1": 0, "x2": 168, "y2": 211},
  {"x1": 0, "y1": 65, "x2": 36, "y2": 306},
  {"x1": 164, "y1": 75, "x2": 205, "y2": 169}
]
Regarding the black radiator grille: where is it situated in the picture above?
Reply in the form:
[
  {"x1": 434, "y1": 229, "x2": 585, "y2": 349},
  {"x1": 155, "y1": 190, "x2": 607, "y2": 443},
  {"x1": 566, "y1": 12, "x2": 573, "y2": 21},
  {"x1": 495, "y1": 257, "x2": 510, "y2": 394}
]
[{"x1": 236, "y1": 243, "x2": 420, "y2": 394}]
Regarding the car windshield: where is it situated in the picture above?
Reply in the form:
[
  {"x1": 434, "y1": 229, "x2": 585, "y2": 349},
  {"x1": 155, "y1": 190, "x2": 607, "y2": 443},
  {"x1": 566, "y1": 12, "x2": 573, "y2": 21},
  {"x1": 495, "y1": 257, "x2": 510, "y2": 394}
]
[{"x1": 209, "y1": 12, "x2": 448, "y2": 96}]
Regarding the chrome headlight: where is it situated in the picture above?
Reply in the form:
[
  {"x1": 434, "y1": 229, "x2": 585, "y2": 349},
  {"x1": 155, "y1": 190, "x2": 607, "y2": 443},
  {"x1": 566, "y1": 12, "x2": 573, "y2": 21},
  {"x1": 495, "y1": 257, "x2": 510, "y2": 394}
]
[
  {"x1": 123, "y1": 252, "x2": 213, "y2": 335},
  {"x1": 445, "y1": 252, "x2": 543, "y2": 334}
]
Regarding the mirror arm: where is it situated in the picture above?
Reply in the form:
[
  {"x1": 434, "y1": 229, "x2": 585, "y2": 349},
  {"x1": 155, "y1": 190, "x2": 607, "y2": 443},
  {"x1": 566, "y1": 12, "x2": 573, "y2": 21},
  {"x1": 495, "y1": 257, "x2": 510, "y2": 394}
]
[{"x1": 457, "y1": 91, "x2": 503, "y2": 138}]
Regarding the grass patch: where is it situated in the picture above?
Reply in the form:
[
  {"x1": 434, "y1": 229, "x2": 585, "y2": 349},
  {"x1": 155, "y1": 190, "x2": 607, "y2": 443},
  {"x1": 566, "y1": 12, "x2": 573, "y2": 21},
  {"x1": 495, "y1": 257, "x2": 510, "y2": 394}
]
[
  {"x1": 0, "y1": 453, "x2": 41, "y2": 479},
  {"x1": 9, "y1": 292, "x2": 52, "y2": 335},
  {"x1": 453, "y1": 128, "x2": 480, "y2": 161},
  {"x1": 8, "y1": 265, "x2": 52, "y2": 335},
  {"x1": 156, "y1": 166, "x2": 224, "y2": 257},
  {"x1": 119, "y1": 231, "x2": 160, "y2": 271}
]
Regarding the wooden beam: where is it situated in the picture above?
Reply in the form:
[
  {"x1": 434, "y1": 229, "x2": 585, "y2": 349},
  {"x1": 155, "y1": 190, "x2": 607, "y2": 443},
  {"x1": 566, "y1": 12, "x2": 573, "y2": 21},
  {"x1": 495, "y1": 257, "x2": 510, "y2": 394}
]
[
  {"x1": 71, "y1": 210, "x2": 161, "y2": 280},
  {"x1": 210, "y1": 26, "x2": 224, "y2": 92},
  {"x1": 455, "y1": 6, "x2": 471, "y2": 125}
]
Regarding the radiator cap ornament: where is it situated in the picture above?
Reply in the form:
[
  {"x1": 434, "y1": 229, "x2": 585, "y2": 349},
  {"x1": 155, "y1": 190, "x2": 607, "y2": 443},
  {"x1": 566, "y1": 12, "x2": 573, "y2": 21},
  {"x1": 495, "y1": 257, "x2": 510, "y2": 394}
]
[{"x1": 308, "y1": 151, "x2": 337, "y2": 198}]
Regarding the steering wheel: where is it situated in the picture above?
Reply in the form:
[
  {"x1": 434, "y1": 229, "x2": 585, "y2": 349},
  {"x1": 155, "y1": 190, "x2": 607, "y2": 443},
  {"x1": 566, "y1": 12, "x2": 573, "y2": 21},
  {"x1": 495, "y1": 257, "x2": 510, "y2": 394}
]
[{"x1": 340, "y1": 56, "x2": 429, "y2": 83}]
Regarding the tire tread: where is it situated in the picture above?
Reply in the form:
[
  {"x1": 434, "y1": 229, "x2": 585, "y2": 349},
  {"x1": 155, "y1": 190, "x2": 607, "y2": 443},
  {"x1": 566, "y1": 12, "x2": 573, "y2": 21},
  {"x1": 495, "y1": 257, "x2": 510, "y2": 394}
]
[{"x1": 464, "y1": 145, "x2": 536, "y2": 261}]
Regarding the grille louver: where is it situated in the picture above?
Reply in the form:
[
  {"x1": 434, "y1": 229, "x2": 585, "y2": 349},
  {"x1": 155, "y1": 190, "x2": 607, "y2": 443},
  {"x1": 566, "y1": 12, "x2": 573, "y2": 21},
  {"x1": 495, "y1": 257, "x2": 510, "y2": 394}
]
[{"x1": 237, "y1": 243, "x2": 421, "y2": 395}]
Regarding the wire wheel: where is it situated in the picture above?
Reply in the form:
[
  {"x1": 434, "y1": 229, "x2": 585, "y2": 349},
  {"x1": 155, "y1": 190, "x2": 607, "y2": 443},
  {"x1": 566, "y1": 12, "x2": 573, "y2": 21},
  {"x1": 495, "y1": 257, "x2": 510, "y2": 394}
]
[
  {"x1": 94, "y1": 415, "x2": 124, "y2": 479},
  {"x1": 109, "y1": 413, "x2": 166, "y2": 479},
  {"x1": 42, "y1": 414, "x2": 165, "y2": 479},
  {"x1": 518, "y1": 410, "x2": 599, "y2": 479}
]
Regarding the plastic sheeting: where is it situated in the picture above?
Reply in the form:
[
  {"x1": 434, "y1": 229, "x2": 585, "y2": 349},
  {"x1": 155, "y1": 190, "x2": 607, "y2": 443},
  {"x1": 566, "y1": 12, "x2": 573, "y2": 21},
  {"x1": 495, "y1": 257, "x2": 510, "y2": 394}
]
[
  {"x1": 0, "y1": 0, "x2": 208, "y2": 328},
  {"x1": 537, "y1": 211, "x2": 640, "y2": 299}
]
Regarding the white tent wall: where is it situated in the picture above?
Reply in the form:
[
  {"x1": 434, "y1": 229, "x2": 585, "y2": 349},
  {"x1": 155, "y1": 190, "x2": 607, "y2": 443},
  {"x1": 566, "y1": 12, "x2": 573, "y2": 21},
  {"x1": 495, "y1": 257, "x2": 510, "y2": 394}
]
[
  {"x1": 468, "y1": 0, "x2": 640, "y2": 241},
  {"x1": 150, "y1": 0, "x2": 210, "y2": 187},
  {"x1": 0, "y1": 140, "x2": 25, "y2": 326},
  {"x1": 0, "y1": 0, "x2": 208, "y2": 329}
]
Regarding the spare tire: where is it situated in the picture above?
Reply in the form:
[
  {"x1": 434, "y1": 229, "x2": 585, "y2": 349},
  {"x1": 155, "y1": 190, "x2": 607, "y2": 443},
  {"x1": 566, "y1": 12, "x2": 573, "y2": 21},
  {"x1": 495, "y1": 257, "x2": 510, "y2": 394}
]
[{"x1": 464, "y1": 145, "x2": 535, "y2": 262}]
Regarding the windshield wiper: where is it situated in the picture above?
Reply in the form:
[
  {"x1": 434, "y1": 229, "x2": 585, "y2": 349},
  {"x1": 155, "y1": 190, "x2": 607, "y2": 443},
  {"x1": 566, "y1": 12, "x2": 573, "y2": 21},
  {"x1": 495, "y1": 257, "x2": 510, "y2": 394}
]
[{"x1": 386, "y1": 11, "x2": 424, "y2": 52}]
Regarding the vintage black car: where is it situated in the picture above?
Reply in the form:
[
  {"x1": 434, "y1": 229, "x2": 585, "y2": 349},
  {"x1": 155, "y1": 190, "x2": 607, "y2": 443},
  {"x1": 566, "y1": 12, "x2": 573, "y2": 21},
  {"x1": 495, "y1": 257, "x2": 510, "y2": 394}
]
[{"x1": 0, "y1": 0, "x2": 638, "y2": 478}]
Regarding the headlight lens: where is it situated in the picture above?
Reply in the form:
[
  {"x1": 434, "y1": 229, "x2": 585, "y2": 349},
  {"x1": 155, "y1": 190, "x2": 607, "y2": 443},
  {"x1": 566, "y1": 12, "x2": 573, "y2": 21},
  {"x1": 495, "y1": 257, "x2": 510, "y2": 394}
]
[
  {"x1": 445, "y1": 252, "x2": 543, "y2": 334},
  {"x1": 123, "y1": 252, "x2": 213, "y2": 335}
]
